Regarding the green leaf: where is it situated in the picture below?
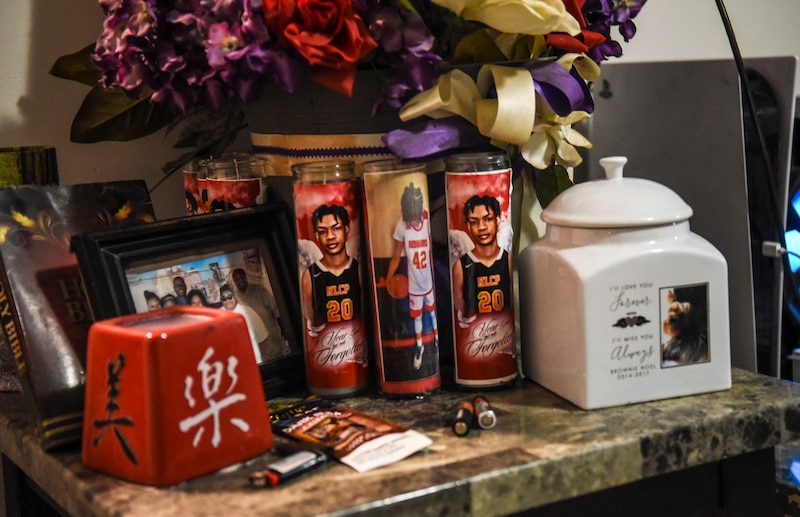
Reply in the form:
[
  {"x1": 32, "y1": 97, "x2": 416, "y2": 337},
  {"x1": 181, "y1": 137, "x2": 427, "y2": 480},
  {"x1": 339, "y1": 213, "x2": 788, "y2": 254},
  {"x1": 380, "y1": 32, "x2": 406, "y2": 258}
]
[
  {"x1": 70, "y1": 86, "x2": 176, "y2": 143},
  {"x1": 170, "y1": 101, "x2": 245, "y2": 150},
  {"x1": 49, "y1": 44, "x2": 102, "y2": 87},
  {"x1": 535, "y1": 160, "x2": 573, "y2": 208}
]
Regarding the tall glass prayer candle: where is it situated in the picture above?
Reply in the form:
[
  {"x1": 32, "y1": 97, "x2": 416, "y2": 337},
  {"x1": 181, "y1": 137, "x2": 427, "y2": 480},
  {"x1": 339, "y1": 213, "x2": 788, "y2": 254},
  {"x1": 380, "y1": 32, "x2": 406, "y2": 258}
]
[
  {"x1": 292, "y1": 160, "x2": 369, "y2": 397},
  {"x1": 361, "y1": 159, "x2": 440, "y2": 396},
  {"x1": 444, "y1": 151, "x2": 517, "y2": 389},
  {"x1": 206, "y1": 155, "x2": 267, "y2": 211}
]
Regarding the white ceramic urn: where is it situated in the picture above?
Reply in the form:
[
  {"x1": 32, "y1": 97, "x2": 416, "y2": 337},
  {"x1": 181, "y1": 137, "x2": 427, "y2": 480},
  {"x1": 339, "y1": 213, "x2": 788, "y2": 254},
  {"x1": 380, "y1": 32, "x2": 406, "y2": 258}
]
[{"x1": 518, "y1": 156, "x2": 731, "y2": 409}]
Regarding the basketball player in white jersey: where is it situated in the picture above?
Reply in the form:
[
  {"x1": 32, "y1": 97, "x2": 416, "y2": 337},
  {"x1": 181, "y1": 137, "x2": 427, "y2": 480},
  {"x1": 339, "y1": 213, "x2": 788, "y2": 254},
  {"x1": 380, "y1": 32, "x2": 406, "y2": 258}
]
[{"x1": 385, "y1": 183, "x2": 439, "y2": 370}]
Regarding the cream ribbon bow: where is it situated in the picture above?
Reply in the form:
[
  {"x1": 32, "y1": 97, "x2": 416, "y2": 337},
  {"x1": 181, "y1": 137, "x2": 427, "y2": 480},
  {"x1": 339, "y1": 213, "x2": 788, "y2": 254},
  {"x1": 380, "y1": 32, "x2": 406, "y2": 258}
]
[
  {"x1": 398, "y1": 54, "x2": 599, "y2": 151},
  {"x1": 399, "y1": 65, "x2": 536, "y2": 148}
]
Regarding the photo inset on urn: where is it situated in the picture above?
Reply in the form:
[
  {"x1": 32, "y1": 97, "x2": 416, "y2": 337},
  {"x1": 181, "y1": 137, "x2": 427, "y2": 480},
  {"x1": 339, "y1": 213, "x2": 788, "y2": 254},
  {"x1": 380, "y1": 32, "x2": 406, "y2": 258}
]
[
  {"x1": 126, "y1": 243, "x2": 294, "y2": 365},
  {"x1": 659, "y1": 284, "x2": 710, "y2": 367}
]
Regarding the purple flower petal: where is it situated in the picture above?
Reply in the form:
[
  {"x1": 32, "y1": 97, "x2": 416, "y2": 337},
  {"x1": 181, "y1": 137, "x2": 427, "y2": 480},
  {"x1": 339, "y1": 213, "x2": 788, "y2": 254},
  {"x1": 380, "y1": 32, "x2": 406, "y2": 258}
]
[
  {"x1": 619, "y1": 20, "x2": 637, "y2": 42},
  {"x1": 383, "y1": 117, "x2": 491, "y2": 161},
  {"x1": 528, "y1": 61, "x2": 594, "y2": 115}
]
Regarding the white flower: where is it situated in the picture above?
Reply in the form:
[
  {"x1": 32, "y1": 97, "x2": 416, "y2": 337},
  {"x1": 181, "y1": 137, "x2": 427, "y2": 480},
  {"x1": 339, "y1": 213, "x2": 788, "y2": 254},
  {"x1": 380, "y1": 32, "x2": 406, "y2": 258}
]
[{"x1": 521, "y1": 110, "x2": 592, "y2": 169}]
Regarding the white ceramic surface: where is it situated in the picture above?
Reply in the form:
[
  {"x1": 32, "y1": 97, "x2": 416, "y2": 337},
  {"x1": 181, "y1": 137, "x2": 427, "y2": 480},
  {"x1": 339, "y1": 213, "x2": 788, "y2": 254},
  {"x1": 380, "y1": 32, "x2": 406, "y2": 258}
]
[
  {"x1": 519, "y1": 156, "x2": 731, "y2": 409},
  {"x1": 542, "y1": 156, "x2": 694, "y2": 228}
]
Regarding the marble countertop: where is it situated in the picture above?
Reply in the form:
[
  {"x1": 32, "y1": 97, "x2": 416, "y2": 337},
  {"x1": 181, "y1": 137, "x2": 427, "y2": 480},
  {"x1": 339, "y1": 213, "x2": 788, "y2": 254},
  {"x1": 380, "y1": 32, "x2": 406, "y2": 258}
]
[{"x1": 2, "y1": 368, "x2": 800, "y2": 517}]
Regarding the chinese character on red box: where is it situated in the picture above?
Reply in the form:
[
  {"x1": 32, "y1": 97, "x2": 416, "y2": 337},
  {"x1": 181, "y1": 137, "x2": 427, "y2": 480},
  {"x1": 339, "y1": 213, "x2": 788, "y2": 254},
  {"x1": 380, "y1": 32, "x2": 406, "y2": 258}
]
[{"x1": 82, "y1": 306, "x2": 273, "y2": 486}]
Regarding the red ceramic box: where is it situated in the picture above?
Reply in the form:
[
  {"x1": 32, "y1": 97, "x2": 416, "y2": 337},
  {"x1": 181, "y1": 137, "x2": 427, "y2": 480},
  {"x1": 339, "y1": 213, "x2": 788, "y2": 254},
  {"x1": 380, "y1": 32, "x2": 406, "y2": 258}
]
[{"x1": 82, "y1": 306, "x2": 273, "y2": 486}]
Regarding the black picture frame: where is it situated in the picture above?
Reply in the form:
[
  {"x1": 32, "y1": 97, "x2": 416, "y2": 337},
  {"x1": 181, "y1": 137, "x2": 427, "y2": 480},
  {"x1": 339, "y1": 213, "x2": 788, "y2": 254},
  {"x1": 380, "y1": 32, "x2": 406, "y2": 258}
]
[{"x1": 70, "y1": 203, "x2": 304, "y2": 398}]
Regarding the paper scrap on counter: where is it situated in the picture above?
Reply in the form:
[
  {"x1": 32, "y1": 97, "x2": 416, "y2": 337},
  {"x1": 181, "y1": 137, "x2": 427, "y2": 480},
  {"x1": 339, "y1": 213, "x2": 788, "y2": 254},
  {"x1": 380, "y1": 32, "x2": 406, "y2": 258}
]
[{"x1": 269, "y1": 397, "x2": 432, "y2": 472}]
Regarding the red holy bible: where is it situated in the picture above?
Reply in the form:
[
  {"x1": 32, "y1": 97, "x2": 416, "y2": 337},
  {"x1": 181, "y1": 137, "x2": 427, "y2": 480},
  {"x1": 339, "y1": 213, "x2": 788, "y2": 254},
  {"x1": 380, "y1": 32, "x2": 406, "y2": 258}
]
[{"x1": 82, "y1": 306, "x2": 273, "y2": 486}]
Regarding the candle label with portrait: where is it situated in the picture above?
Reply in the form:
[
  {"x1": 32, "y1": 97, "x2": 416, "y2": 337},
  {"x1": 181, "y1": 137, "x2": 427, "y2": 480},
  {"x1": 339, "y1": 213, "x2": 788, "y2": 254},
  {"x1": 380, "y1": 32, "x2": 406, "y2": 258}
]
[
  {"x1": 445, "y1": 157, "x2": 517, "y2": 389},
  {"x1": 293, "y1": 176, "x2": 368, "y2": 397}
]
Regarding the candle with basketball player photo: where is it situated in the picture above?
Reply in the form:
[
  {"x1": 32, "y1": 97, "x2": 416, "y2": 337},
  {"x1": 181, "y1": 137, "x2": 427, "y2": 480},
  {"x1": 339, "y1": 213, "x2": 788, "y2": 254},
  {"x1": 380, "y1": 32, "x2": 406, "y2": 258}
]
[
  {"x1": 292, "y1": 160, "x2": 369, "y2": 398},
  {"x1": 445, "y1": 151, "x2": 517, "y2": 389},
  {"x1": 361, "y1": 159, "x2": 440, "y2": 396}
]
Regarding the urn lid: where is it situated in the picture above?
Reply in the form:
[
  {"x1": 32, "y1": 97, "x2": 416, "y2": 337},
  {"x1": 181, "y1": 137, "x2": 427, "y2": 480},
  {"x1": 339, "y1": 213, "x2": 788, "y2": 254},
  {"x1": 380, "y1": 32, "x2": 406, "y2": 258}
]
[{"x1": 541, "y1": 156, "x2": 693, "y2": 228}]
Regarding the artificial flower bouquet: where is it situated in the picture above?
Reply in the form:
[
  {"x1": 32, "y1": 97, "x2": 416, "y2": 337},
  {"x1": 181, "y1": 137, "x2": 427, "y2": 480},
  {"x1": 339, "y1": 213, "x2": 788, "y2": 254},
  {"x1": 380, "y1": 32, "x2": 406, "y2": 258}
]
[{"x1": 51, "y1": 0, "x2": 646, "y2": 203}]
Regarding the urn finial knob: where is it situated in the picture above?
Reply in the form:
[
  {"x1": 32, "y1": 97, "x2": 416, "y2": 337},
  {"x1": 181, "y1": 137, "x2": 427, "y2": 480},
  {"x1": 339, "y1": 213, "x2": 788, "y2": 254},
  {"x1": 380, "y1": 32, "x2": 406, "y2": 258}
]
[{"x1": 599, "y1": 156, "x2": 628, "y2": 180}]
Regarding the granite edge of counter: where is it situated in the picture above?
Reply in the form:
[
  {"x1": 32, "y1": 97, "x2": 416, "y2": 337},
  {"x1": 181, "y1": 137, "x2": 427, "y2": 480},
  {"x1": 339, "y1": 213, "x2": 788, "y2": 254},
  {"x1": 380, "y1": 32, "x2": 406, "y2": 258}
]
[
  {"x1": 257, "y1": 369, "x2": 800, "y2": 517},
  {"x1": 327, "y1": 369, "x2": 800, "y2": 517},
  {"x1": 329, "y1": 440, "x2": 644, "y2": 517},
  {"x1": 2, "y1": 368, "x2": 800, "y2": 517},
  {"x1": 637, "y1": 369, "x2": 800, "y2": 478},
  {"x1": 0, "y1": 395, "x2": 100, "y2": 517}
]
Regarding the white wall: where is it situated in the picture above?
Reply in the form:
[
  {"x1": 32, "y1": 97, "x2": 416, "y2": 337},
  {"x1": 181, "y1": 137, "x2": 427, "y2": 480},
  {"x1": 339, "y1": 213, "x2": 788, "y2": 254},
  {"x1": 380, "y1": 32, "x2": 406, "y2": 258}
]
[
  {"x1": 0, "y1": 0, "x2": 798, "y2": 220},
  {"x1": 616, "y1": 0, "x2": 800, "y2": 85},
  {"x1": 1, "y1": 3, "x2": 178, "y2": 219}
]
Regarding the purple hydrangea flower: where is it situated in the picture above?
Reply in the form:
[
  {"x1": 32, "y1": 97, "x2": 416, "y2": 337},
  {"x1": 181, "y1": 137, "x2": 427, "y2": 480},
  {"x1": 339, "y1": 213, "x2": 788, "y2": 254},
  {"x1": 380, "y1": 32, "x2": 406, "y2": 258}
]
[
  {"x1": 207, "y1": 22, "x2": 243, "y2": 68},
  {"x1": 93, "y1": 0, "x2": 307, "y2": 115},
  {"x1": 362, "y1": 2, "x2": 442, "y2": 112}
]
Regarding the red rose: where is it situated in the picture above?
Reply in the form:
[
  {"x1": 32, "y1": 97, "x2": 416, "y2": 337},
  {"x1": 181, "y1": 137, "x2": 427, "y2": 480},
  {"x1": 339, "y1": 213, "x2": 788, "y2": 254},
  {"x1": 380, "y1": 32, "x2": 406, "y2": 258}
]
[
  {"x1": 263, "y1": 0, "x2": 296, "y2": 46},
  {"x1": 264, "y1": 0, "x2": 377, "y2": 95}
]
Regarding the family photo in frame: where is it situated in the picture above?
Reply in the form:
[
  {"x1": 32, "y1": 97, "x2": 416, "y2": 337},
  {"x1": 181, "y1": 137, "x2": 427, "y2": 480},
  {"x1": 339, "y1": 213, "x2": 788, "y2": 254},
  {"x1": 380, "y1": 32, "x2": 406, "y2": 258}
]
[
  {"x1": 70, "y1": 203, "x2": 304, "y2": 397},
  {"x1": 126, "y1": 242, "x2": 294, "y2": 364}
]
